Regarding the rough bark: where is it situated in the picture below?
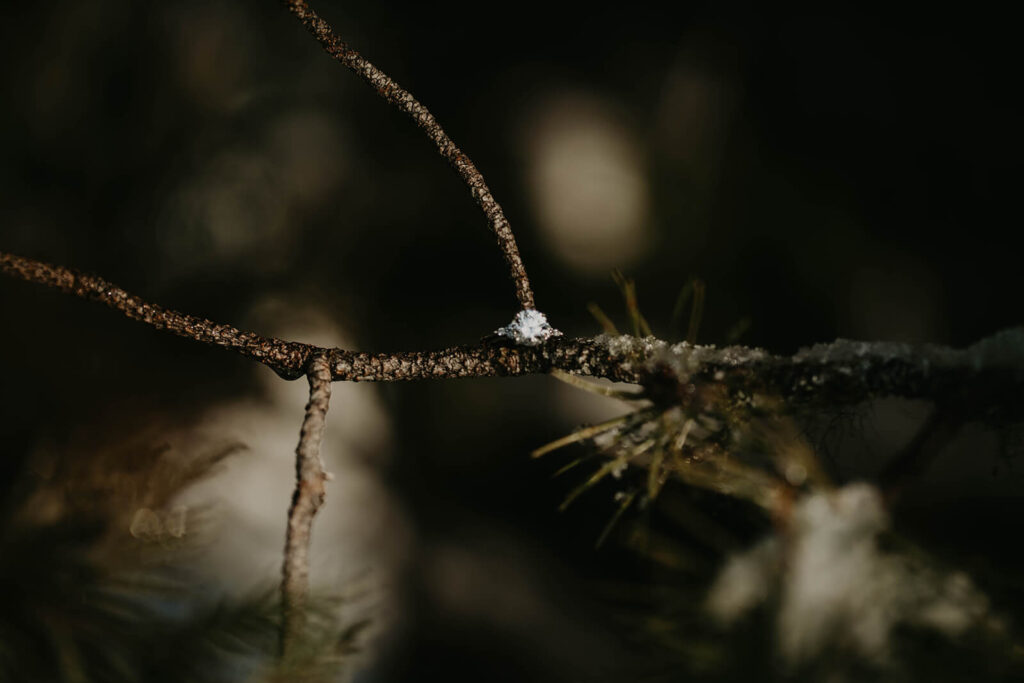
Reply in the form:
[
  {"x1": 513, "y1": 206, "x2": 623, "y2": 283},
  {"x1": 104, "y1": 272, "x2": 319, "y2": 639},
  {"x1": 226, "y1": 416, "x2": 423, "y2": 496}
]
[
  {"x1": 3, "y1": 251, "x2": 1021, "y2": 421},
  {"x1": 280, "y1": 354, "x2": 333, "y2": 659}
]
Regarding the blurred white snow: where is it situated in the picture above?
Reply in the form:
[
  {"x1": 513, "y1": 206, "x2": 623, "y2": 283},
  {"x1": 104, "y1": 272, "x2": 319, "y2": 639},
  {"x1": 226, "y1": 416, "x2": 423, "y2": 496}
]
[{"x1": 707, "y1": 483, "x2": 999, "y2": 668}]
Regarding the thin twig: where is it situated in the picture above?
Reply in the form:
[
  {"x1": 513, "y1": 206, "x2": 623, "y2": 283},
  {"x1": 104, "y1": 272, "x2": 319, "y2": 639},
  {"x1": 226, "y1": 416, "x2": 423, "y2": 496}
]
[
  {"x1": 3, "y1": 251, "x2": 1022, "y2": 417},
  {"x1": 280, "y1": 353, "x2": 333, "y2": 658},
  {"x1": 0, "y1": 251, "x2": 311, "y2": 379},
  {"x1": 281, "y1": 0, "x2": 534, "y2": 310}
]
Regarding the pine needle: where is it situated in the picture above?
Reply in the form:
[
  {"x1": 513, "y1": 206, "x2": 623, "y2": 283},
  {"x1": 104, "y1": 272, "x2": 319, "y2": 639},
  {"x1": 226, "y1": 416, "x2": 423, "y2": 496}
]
[
  {"x1": 687, "y1": 278, "x2": 705, "y2": 344},
  {"x1": 670, "y1": 276, "x2": 705, "y2": 344},
  {"x1": 531, "y1": 414, "x2": 632, "y2": 458},
  {"x1": 670, "y1": 279, "x2": 695, "y2": 338},
  {"x1": 551, "y1": 457, "x2": 585, "y2": 478},
  {"x1": 612, "y1": 269, "x2": 653, "y2": 337},
  {"x1": 587, "y1": 302, "x2": 619, "y2": 335},
  {"x1": 648, "y1": 447, "x2": 666, "y2": 501},
  {"x1": 549, "y1": 368, "x2": 644, "y2": 401},
  {"x1": 559, "y1": 459, "x2": 622, "y2": 511},
  {"x1": 595, "y1": 490, "x2": 638, "y2": 548},
  {"x1": 673, "y1": 419, "x2": 695, "y2": 453}
]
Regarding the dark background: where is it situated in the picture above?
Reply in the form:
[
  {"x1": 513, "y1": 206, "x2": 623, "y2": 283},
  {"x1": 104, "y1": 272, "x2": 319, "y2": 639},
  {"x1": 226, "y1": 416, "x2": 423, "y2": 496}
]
[{"x1": 1, "y1": 1, "x2": 1021, "y2": 681}]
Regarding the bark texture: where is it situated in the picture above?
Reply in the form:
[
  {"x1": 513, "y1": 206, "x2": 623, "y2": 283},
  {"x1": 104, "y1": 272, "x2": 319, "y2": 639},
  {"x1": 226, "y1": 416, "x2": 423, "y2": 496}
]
[
  {"x1": 280, "y1": 354, "x2": 333, "y2": 658},
  {"x1": 3, "y1": 250, "x2": 1021, "y2": 419}
]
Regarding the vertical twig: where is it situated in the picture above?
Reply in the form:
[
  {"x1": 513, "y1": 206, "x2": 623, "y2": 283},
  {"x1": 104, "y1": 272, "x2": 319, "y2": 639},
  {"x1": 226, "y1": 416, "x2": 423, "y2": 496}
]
[
  {"x1": 281, "y1": 0, "x2": 535, "y2": 310},
  {"x1": 280, "y1": 353, "x2": 333, "y2": 658}
]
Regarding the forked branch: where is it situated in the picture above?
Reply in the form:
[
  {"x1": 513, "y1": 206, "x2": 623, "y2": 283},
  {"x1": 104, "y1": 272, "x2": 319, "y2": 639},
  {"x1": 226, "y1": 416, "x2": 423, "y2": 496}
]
[
  {"x1": 281, "y1": 0, "x2": 535, "y2": 310},
  {"x1": 2, "y1": 250, "x2": 1021, "y2": 419}
]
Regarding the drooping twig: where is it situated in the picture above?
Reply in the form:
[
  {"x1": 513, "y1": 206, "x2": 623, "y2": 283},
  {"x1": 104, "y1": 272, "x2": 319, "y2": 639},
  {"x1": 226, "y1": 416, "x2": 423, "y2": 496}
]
[
  {"x1": 280, "y1": 353, "x2": 333, "y2": 658},
  {"x1": 2, "y1": 250, "x2": 1022, "y2": 418},
  {"x1": 281, "y1": 0, "x2": 535, "y2": 310}
]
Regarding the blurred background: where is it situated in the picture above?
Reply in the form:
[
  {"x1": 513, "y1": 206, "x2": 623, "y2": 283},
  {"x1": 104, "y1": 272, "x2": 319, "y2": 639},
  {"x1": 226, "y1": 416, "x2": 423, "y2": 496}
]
[{"x1": 1, "y1": 1, "x2": 1021, "y2": 681}]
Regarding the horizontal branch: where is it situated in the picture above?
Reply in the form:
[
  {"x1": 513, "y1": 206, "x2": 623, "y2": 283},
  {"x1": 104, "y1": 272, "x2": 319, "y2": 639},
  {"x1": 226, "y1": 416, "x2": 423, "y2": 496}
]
[
  {"x1": 281, "y1": 0, "x2": 534, "y2": 310},
  {"x1": 628, "y1": 332, "x2": 1024, "y2": 421},
  {"x1": 3, "y1": 250, "x2": 1021, "y2": 419},
  {"x1": 1, "y1": 251, "x2": 312, "y2": 379},
  {"x1": 326, "y1": 339, "x2": 637, "y2": 383}
]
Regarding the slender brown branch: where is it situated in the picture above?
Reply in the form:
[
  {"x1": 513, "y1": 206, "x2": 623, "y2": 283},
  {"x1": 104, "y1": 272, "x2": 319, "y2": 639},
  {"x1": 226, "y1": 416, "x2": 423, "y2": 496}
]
[
  {"x1": 281, "y1": 0, "x2": 535, "y2": 310},
  {"x1": 280, "y1": 353, "x2": 333, "y2": 658},
  {"x1": 0, "y1": 251, "x2": 312, "y2": 379},
  {"x1": 3, "y1": 250, "x2": 1022, "y2": 419}
]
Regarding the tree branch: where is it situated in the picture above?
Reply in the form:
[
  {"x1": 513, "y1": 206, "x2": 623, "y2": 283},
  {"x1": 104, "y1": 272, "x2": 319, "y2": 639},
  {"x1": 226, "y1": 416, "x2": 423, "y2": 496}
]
[
  {"x1": 3, "y1": 250, "x2": 1021, "y2": 419},
  {"x1": 280, "y1": 353, "x2": 333, "y2": 658},
  {"x1": 281, "y1": 0, "x2": 535, "y2": 310},
  {"x1": 0, "y1": 251, "x2": 312, "y2": 379}
]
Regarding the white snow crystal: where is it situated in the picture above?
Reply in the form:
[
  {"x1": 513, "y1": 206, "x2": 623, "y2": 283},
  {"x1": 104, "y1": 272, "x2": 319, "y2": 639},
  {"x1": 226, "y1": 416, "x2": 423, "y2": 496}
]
[{"x1": 494, "y1": 309, "x2": 563, "y2": 346}]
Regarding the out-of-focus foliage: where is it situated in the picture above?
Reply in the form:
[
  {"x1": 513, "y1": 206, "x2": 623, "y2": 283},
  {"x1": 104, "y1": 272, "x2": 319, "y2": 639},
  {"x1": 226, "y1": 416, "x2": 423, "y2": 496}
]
[{"x1": 0, "y1": 434, "x2": 366, "y2": 682}]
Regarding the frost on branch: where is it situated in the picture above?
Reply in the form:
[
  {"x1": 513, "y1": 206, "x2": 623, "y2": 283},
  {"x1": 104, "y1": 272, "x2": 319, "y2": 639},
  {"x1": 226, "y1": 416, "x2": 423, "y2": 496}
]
[
  {"x1": 494, "y1": 309, "x2": 563, "y2": 346},
  {"x1": 706, "y1": 484, "x2": 1001, "y2": 669}
]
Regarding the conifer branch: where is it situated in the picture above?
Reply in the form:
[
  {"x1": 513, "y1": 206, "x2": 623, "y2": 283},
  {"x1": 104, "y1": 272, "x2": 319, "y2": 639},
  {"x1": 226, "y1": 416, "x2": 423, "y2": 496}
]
[{"x1": 3, "y1": 250, "x2": 1021, "y2": 419}]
